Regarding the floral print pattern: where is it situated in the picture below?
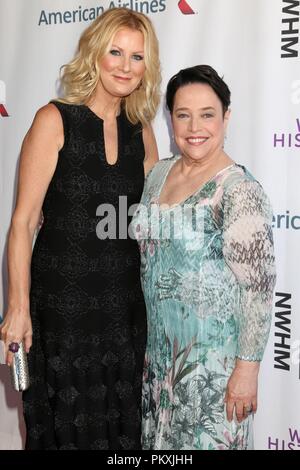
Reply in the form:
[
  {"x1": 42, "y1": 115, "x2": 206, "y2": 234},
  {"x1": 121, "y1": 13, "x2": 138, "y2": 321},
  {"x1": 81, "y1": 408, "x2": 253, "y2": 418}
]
[{"x1": 131, "y1": 156, "x2": 276, "y2": 450}]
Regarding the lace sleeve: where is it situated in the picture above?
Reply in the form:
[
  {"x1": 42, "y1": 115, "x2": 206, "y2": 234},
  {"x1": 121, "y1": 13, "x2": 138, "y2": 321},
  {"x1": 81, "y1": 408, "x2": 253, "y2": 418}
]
[{"x1": 222, "y1": 179, "x2": 276, "y2": 361}]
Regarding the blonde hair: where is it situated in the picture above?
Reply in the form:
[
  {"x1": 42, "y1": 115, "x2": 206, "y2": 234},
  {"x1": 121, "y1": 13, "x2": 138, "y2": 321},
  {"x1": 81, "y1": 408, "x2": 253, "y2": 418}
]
[{"x1": 59, "y1": 8, "x2": 161, "y2": 126}]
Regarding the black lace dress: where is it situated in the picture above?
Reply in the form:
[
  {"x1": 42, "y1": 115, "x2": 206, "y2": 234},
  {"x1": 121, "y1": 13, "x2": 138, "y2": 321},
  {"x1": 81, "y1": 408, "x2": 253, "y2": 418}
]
[{"x1": 23, "y1": 102, "x2": 147, "y2": 450}]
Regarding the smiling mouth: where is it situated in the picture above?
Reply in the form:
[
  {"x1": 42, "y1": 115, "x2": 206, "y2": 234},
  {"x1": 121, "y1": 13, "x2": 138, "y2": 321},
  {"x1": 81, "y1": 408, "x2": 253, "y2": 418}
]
[
  {"x1": 113, "y1": 75, "x2": 131, "y2": 81},
  {"x1": 186, "y1": 137, "x2": 208, "y2": 145}
]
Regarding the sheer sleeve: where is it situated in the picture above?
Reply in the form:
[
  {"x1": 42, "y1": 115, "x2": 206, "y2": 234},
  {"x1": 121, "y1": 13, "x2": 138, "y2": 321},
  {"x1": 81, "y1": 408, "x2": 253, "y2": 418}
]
[{"x1": 222, "y1": 179, "x2": 276, "y2": 361}]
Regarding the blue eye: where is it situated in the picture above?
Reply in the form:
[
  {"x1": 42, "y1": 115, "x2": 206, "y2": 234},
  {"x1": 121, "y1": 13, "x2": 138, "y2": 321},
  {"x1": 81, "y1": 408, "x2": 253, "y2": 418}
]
[
  {"x1": 110, "y1": 49, "x2": 121, "y2": 56},
  {"x1": 132, "y1": 54, "x2": 144, "y2": 61}
]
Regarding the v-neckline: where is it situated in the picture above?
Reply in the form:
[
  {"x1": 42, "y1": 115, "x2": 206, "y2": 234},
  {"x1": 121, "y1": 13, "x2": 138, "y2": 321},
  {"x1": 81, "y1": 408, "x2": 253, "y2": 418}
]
[
  {"x1": 157, "y1": 156, "x2": 236, "y2": 211},
  {"x1": 82, "y1": 105, "x2": 122, "y2": 167}
]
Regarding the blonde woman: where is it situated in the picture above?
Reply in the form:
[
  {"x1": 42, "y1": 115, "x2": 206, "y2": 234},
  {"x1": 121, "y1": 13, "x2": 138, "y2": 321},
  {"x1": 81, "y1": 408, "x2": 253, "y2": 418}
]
[{"x1": 0, "y1": 8, "x2": 161, "y2": 449}]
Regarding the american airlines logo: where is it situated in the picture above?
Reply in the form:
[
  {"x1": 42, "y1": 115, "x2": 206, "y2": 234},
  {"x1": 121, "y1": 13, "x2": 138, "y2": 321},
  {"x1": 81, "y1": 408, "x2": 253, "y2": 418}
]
[
  {"x1": 178, "y1": 0, "x2": 196, "y2": 15},
  {"x1": 0, "y1": 80, "x2": 9, "y2": 117}
]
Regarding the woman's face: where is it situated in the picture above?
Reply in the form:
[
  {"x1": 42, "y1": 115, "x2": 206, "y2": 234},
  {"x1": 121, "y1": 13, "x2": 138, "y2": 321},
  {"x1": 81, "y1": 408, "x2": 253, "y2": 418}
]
[
  {"x1": 171, "y1": 83, "x2": 230, "y2": 163},
  {"x1": 98, "y1": 27, "x2": 146, "y2": 98}
]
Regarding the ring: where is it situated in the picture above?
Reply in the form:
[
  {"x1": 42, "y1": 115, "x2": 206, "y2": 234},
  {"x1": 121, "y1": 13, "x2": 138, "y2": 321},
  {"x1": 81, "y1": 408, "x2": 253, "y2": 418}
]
[
  {"x1": 8, "y1": 342, "x2": 20, "y2": 353},
  {"x1": 243, "y1": 405, "x2": 253, "y2": 414}
]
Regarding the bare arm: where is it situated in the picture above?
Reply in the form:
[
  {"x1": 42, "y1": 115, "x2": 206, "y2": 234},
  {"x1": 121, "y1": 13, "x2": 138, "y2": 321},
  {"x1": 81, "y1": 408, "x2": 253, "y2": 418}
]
[
  {"x1": 143, "y1": 124, "x2": 159, "y2": 176},
  {"x1": 0, "y1": 103, "x2": 64, "y2": 365}
]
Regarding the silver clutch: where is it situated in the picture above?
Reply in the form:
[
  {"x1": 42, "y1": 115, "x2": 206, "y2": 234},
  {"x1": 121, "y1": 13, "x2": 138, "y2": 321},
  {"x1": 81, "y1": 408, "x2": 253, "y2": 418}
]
[{"x1": 10, "y1": 342, "x2": 30, "y2": 391}]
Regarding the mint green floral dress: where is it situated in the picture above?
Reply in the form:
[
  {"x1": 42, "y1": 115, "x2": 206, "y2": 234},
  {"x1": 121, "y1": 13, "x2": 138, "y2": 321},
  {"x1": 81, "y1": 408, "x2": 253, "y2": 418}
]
[{"x1": 131, "y1": 156, "x2": 276, "y2": 450}]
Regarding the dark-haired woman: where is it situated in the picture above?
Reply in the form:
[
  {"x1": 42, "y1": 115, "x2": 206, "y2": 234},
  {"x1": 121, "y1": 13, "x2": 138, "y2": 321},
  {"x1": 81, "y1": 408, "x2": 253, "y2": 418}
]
[{"x1": 131, "y1": 65, "x2": 276, "y2": 450}]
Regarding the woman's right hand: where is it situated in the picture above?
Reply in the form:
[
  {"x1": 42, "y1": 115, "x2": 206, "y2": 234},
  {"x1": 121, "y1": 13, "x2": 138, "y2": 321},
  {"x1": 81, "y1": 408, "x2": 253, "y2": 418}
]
[
  {"x1": 0, "y1": 308, "x2": 32, "y2": 366},
  {"x1": 1, "y1": 103, "x2": 63, "y2": 367}
]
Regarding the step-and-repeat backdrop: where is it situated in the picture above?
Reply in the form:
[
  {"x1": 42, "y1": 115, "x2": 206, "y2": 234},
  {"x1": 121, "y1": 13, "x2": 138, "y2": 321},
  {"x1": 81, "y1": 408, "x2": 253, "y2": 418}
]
[{"x1": 0, "y1": 0, "x2": 299, "y2": 450}]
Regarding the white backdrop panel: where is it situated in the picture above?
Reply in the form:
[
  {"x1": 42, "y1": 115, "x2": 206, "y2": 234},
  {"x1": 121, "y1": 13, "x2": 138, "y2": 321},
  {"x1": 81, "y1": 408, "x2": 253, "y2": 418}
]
[{"x1": 0, "y1": 0, "x2": 299, "y2": 450}]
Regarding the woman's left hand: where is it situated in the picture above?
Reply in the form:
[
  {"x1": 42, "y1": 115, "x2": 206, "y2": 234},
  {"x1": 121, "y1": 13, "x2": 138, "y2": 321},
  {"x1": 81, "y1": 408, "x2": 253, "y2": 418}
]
[{"x1": 224, "y1": 359, "x2": 260, "y2": 423}]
